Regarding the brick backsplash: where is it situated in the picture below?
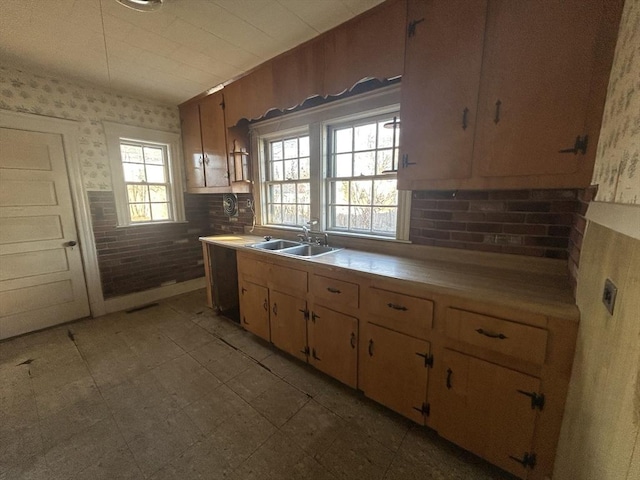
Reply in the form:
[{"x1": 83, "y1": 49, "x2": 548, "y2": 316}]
[
  {"x1": 568, "y1": 186, "x2": 597, "y2": 295},
  {"x1": 89, "y1": 191, "x2": 211, "y2": 299},
  {"x1": 206, "y1": 193, "x2": 255, "y2": 235},
  {"x1": 410, "y1": 189, "x2": 581, "y2": 260}
]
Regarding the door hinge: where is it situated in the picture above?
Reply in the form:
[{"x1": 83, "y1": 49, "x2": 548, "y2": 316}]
[
  {"x1": 559, "y1": 135, "x2": 588, "y2": 155},
  {"x1": 415, "y1": 352, "x2": 434, "y2": 368},
  {"x1": 412, "y1": 402, "x2": 430, "y2": 417},
  {"x1": 517, "y1": 390, "x2": 545, "y2": 411},
  {"x1": 509, "y1": 452, "x2": 536, "y2": 469},
  {"x1": 407, "y1": 18, "x2": 425, "y2": 38}
]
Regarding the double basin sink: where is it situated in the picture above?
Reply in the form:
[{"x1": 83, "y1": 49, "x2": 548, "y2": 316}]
[{"x1": 248, "y1": 239, "x2": 340, "y2": 257}]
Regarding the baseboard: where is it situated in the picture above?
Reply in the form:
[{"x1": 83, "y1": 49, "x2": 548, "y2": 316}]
[{"x1": 102, "y1": 277, "x2": 206, "y2": 315}]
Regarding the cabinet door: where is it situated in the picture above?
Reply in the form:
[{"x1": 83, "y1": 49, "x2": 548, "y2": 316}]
[
  {"x1": 308, "y1": 305, "x2": 358, "y2": 388},
  {"x1": 398, "y1": 0, "x2": 487, "y2": 187},
  {"x1": 179, "y1": 102, "x2": 205, "y2": 189},
  {"x1": 360, "y1": 322, "x2": 429, "y2": 424},
  {"x1": 199, "y1": 91, "x2": 229, "y2": 188},
  {"x1": 270, "y1": 290, "x2": 308, "y2": 362},
  {"x1": 239, "y1": 281, "x2": 270, "y2": 341},
  {"x1": 437, "y1": 349, "x2": 540, "y2": 478},
  {"x1": 474, "y1": 0, "x2": 603, "y2": 179}
]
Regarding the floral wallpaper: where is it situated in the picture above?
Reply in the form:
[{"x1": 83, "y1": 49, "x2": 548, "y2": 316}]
[
  {"x1": 592, "y1": 0, "x2": 640, "y2": 205},
  {"x1": 0, "y1": 64, "x2": 180, "y2": 191}
]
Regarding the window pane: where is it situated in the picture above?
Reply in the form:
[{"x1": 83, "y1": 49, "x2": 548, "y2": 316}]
[
  {"x1": 299, "y1": 136, "x2": 310, "y2": 157},
  {"x1": 127, "y1": 184, "x2": 149, "y2": 203},
  {"x1": 121, "y1": 144, "x2": 143, "y2": 163},
  {"x1": 146, "y1": 165, "x2": 166, "y2": 183},
  {"x1": 332, "y1": 181, "x2": 350, "y2": 205},
  {"x1": 284, "y1": 159, "x2": 298, "y2": 180},
  {"x1": 350, "y1": 180, "x2": 372, "y2": 205},
  {"x1": 297, "y1": 205, "x2": 310, "y2": 225},
  {"x1": 149, "y1": 185, "x2": 167, "y2": 202},
  {"x1": 123, "y1": 163, "x2": 145, "y2": 182},
  {"x1": 283, "y1": 204, "x2": 296, "y2": 224},
  {"x1": 282, "y1": 183, "x2": 296, "y2": 203},
  {"x1": 272, "y1": 161, "x2": 284, "y2": 181},
  {"x1": 373, "y1": 179, "x2": 398, "y2": 205},
  {"x1": 354, "y1": 123, "x2": 376, "y2": 151},
  {"x1": 269, "y1": 184, "x2": 282, "y2": 203},
  {"x1": 373, "y1": 207, "x2": 397, "y2": 233},
  {"x1": 333, "y1": 206, "x2": 349, "y2": 229},
  {"x1": 354, "y1": 152, "x2": 375, "y2": 176},
  {"x1": 376, "y1": 149, "x2": 394, "y2": 174},
  {"x1": 377, "y1": 121, "x2": 395, "y2": 148},
  {"x1": 284, "y1": 138, "x2": 297, "y2": 159},
  {"x1": 271, "y1": 141, "x2": 283, "y2": 161},
  {"x1": 129, "y1": 203, "x2": 151, "y2": 222},
  {"x1": 144, "y1": 146, "x2": 164, "y2": 165},
  {"x1": 335, "y1": 153, "x2": 352, "y2": 177},
  {"x1": 151, "y1": 203, "x2": 170, "y2": 220},
  {"x1": 299, "y1": 157, "x2": 310, "y2": 179},
  {"x1": 335, "y1": 128, "x2": 352, "y2": 153},
  {"x1": 269, "y1": 204, "x2": 282, "y2": 224},
  {"x1": 297, "y1": 182, "x2": 310, "y2": 203},
  {"x1": 350, "y1": 206, "x2": 371, "y2": 231}
]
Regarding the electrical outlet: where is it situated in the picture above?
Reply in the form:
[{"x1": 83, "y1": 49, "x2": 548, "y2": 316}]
[
  {"x1": 602, "y1": 278, "x2": 617, "y2": 315},
  {"x1": 247, "y1": 199, "x2": 253, "y2": 209}
]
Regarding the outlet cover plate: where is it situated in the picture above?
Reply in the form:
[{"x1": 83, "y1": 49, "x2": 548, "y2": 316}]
[{"x1": 602, "y1": 278, "x2": 617, "y2": 315}]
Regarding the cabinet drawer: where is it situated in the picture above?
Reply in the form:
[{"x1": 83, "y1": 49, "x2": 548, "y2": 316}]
[
  {"x1": 237, "y1": 254, "x2": 269, "y2": 286},
  {"x1": 445, "y1": 308, "x2": 548, "y2": 365},
  {"x1": 269, "y1": 263, "x2": 307, "y2": 295},
  {"x1": 366, "y1": 287, "x2": 433, "y2": 339},
  {"x1": 311, "y1": 274, "x2": 359, "y2": 310}
]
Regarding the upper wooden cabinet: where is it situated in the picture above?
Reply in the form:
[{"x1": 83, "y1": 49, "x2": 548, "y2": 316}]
[{"x1": 398, "y1": 0, "x2": 623, "y2": 191}]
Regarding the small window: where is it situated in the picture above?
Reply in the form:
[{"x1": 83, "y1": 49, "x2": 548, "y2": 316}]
[
  {"x1": 104, "y1": 122, "x2": 185, "y2": 227},
  {"x1": 327, "y1": 116, "x2": 399, "y2": 236},
  {"x1": 264, "y1": 134, "x2": 311, "y2": 226}
]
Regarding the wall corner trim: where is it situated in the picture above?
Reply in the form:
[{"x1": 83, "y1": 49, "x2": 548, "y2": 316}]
[{"x1": 586, "y1": 202, "x2": 640, "y2": 240}]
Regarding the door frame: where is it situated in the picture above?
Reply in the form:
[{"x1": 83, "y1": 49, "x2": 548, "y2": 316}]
[{"x1": 0, "y1": 109, "x2": 105, "y2": 316}]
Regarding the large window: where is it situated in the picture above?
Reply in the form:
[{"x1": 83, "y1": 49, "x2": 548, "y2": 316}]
[
  {"x1": 252, "y1": 85, "x2": 408, "y2": 240},
  {"x1": 104, "y1": 122, "x2": 185, "y2": 227}
]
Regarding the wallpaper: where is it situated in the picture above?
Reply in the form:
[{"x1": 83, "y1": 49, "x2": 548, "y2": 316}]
[
  {"x1": 0, "y1": 64, "x2": 180, "y2": 191},
  {"x1": 592, "y1": 0, "x2": 640, "y2": 204}
]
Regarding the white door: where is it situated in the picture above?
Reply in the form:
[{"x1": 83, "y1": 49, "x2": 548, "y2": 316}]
[{"x1": 0, "y1": 127, "x2": 90, "y2": 339}]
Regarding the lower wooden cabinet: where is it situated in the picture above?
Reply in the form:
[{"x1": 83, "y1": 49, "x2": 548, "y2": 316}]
[
  {"x1": 437, "y1": 348, "x2": 541, "y2": 478},
  {"x1": 239, "y1": 280, "x2": 270, "y2": 341},
  {"x1": 360, "y1": 322, "x2": 431, "y2": 424},
  {"x1": 308, "y1": 304, "x2": 358, "y2": 388},
  {"x1": 269, "y1": 289, "x2": 308, "y2": 362}
]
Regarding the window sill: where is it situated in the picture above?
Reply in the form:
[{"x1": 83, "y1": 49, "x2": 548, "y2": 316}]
[{"x1": 115, "y1": 220, "x2": 189, "y2": 228}]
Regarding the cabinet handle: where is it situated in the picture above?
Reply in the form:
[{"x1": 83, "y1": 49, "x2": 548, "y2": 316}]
[
  {"x1": 462, "y1": 107, "x2": 469, "y2": 130},
  {"x1": 350, "y1": 332, "x2": 356, "y2": 349},
  {"x1": 446, "y1": 368, "x2": 453, "y2": 389},
  {"x1": 559, "y1": 135, "x2": 589, "y2": 155},
  {"x1": 242, "y1": 316, "x2": 249, "y2": 325},
  {"x1": 263, "y1": 299, "x2": 268, "y2": 311},
  {"x1": 272, "y1": 303, "x2": 278, "y2": 315},
  {"x1": 326, "y1": 287, "x2": 341, "y2": 294},
  {"x1": 475, "y1": 328, "x2": 507, "y2": 340},
  {"x1": 311, "y1": 348, "x2": 321, "y2": 361},
  {"x1": 494, "y1": 100, "x2": 502, "y2": 124},
  {"x1": 368, "y1": 339, "x2": 374, "y2": 357},
  {"x1": 204, "y1": 155, "x2": 209, "y2": 165},
  {"x1": 407, "y1": 17, "x2": 425, "y2": 38},
  {"x1": 387, "y1": 303, "x2": 408, "y2": 311},
  {"x1": 311, "y1": 312, "x2": 320, "y2": 322},
  {"x1": 241, "y1": 287, "x2": 247, "y2": 294}
]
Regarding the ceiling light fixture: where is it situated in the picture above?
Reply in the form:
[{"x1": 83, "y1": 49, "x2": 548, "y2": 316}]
[{"x1": 116, "y1": 0, "x2": 164, "y2": 12}]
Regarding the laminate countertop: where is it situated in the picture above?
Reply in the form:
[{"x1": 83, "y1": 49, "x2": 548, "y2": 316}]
[{"x1": 200, "y1": 234, "x2": 579, "y2": 321}]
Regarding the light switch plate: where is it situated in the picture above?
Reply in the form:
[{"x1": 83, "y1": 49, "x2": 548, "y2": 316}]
[{"x1": 602, "y1": 278, "x2": 617, "y2": 315}]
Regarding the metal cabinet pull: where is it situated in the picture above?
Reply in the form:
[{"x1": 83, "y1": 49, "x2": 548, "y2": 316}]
[
  {"x1": 494, "y1": 100, "x2": 502, "y2": 124},
  {"x1": 350, "y1": 332, "x2": 356, "y2": 349},
  {"x1": 387, "y1": 303, "x2": 408, "y2": 311},
  {"x1": 263, "y1": 299, "x2": 268, "y2": 311},
  {"x1": 326, "y1": 287, "x2": 341, "y2": 294},
  {"x1": 312, "y1": 348, "x2": 321, "y2": 361},
  {"x1": 241, "y1": 287, "x2": 247, "y2": 294},
  {"x1": 242, "y1": 316, "x2": 249, "y2": 325},
  {"x1": 311, "y1": 312, "x2": 320, "y2": 322},
  {"x1": 272, "y1": 303, "x2": 278, "y2": 315},
  {"x1": 446, "y1": 368, "x2": 453, "y2": 389},
  {"x1": 475, "y1": 328, "x2": 507, "y2": 340},
  {"x1": 368, "y1": 339, "x2": 374, "y2": 357},
  {"x1": 462, "y1": 107, "x2": 469, "y2": 130}
]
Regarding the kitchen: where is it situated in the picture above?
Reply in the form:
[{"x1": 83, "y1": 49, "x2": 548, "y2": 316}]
[{"x1": 0, "y1": 0, "x2": 638, "y2": 479}]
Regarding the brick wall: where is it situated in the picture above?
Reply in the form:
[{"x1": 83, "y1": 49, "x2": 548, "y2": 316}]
[
  {"x1": 206, "y1": 193, "x2": 255, "y2": 235},
  {"x1": 89, "y1": 191, "x2": 211, "y2": 299},
  {"x1": 568, "y1": 186, "x2": 597, "y2": 294},
  {"x1": 410, "y1": 189, "x2": 580, "y2": 259}
]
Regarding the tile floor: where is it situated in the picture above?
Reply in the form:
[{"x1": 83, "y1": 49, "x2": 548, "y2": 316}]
[{"x1": 1, "y1": 290, "x2": 516, "y2": 480}]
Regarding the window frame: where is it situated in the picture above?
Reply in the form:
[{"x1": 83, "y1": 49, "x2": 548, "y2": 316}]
[
  {"x1": 104, "y1": 122, "x2": 185, "y2": 227},
  {"x1": 251, "y1": 85, "x2": 410, "y2": 241}
]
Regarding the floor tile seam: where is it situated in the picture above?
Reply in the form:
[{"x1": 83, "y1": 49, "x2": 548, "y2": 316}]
[
  {"x1": 225, "y1": 427, "x2": 281, "y2": 477},
  {"x1": 379, "y1": 423, "x2": 413, "y2": 479}
]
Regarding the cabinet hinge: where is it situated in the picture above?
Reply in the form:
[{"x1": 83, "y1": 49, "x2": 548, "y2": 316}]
[
  {"x1": 516, "y1": 390, "x2": 545, "y2": 411},
  {"x1": 300, "y1": 346, "x2": 310, "y2": 357},
  {"x1": 415, "y1": 352, "x2": 434, "y2": 368},
  {"x1": 509, "y1": 452, "x2": 536, "y2": 470},
  {"x1": 298, "y1": 307, "x2": 309, "y2": 320},
  {"x1": 412, "y1": 402, "x2": 430, "y2": 417},
  {"x1": 407, "y1": 18, "x2": 425, "y2": 38},
  {"x1": 401, "y1": 154, "x2": 416, "y2": 168},
  {"x1": 559, "y1": 135, "x2": 588, "y2": 155}
]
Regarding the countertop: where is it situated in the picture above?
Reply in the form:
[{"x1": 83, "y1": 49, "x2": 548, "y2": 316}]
[{"x1": 200, "y1": 234, "x2": 579, "y2": 321}]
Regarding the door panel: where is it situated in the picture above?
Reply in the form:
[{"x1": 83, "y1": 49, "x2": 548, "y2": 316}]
[
  {"x1": 239, "y1": 280, "x2": 270, "y2": 341},
  {"x1": 308, "y1": 305, "x2": 358, "y2": 388},
  {"x1": 200, "y1": 92, "x2": 229, "y2": 188},
  {"x1": 270, "y1": 290, "x2": 307, "y2": 362},
  {"x1": 0, "y1": 127, "x2": 90, "y2": 339},
  {"x1": 179, "y1": 102, "x2": 205, "y2": 189}
]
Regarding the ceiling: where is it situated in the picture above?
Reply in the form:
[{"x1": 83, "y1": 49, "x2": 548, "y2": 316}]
[{"x1": 0, "y1": 0, "x2": 385, "y2": 105}]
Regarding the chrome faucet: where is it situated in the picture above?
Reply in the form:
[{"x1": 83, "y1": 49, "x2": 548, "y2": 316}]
[{"x1": 297, "y1": 220, "x2": 323, "y2": 244}]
